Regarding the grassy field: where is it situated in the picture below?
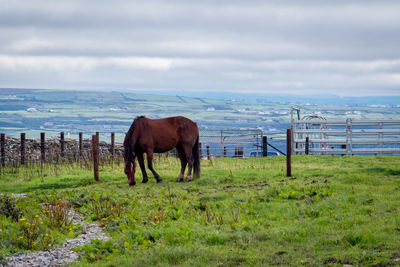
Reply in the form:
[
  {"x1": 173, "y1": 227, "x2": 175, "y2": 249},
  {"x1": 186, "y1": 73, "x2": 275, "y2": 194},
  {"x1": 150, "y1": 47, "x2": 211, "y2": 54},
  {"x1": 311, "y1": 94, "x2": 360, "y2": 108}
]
[{"x1": 1, "y1": 156, "x2": 400, "y2": 266}]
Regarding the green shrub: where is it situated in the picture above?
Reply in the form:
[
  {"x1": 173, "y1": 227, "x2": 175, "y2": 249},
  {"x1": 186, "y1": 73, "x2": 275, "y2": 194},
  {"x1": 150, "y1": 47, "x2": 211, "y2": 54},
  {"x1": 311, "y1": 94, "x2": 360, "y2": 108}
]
[
  {"x1": 0, "y1": 195, "x2": 22, "y2": 222},
  {"x1": 74, "y1": 239, "x2": 118, "y2": 263}
]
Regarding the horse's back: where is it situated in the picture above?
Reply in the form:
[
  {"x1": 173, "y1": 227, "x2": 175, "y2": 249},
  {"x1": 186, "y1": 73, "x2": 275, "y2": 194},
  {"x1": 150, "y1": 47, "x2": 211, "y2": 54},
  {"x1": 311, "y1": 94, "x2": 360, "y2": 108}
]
[
  {"x1": 175, "y1": 116, "x2": 198, "y2": 141},
  {"x1": 144, "y1": 116, "x2": 198, "y2": 152},
  {"x1": 161, "y1": 116, "x2": 198, "y2": 139},
  {"x1": 150, "y1": 116, "x2": 197, "y2": 132}
]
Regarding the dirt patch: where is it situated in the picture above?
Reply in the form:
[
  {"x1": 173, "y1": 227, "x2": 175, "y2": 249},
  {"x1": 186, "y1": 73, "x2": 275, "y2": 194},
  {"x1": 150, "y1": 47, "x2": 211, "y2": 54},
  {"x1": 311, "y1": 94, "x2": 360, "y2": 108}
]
[{"x1": 324, "y1": 257, "x2": 352, "y2": 265}]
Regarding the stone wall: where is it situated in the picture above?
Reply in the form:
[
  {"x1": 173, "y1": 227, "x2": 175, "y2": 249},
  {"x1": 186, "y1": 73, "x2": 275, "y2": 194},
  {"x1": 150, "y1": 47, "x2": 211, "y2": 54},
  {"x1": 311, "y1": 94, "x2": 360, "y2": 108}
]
[{"x1": 1, "y1": 136, "x2": 123, "y2": 163}]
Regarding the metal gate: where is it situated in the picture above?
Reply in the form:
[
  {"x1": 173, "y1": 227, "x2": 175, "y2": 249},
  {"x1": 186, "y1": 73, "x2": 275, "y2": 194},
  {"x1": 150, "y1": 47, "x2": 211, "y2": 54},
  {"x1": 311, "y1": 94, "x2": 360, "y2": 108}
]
[
  {"x1": 199, "y1": 129, "x2": 263, "y2": 158},
  {"x1": 292, "y1": 119, "x2": 400, "y2": 155}
]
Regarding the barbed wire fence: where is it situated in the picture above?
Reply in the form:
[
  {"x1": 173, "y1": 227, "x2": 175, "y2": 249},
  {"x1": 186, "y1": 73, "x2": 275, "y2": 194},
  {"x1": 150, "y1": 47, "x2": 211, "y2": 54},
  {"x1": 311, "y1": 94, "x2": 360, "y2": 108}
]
[
  {"x1": 0, "y1": 128, "x2": 292, "y2": 182},
  {"x1": 0, "y1": 132, "x2": 125, "y2": 180},
  {"x1": 0, "y1": 129, "x2": 286, "y2": 166}
]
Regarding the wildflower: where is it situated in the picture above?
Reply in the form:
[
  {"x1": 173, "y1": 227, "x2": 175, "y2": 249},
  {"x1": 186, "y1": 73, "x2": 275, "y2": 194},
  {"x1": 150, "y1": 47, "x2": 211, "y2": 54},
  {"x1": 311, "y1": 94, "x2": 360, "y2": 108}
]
[
  {"x1": 19, "y1": 218, "x2": 26, "y2": 221},
  {"x1": 35, "y1": 215, "x2": 39, "y2": 218}
]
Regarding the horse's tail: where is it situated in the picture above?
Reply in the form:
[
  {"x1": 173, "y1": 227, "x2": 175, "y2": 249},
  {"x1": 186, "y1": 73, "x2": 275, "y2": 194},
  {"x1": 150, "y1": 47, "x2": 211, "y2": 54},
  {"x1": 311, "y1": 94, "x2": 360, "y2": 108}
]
[{"x1": 192, "y1": 135, "x2": 200, "y2": 178}]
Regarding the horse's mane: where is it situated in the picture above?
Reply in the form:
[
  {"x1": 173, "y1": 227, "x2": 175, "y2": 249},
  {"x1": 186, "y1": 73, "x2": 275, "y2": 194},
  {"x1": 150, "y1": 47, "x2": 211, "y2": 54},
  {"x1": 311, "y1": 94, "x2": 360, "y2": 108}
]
[{"x1": 123, "y1": 116, "x2": 145, "y2": 162}]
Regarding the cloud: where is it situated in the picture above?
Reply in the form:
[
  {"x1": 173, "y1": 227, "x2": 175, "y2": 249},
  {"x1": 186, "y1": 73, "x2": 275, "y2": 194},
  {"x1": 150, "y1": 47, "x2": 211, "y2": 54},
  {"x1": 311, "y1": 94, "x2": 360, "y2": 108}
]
[
  {"x1": 0, "y1": 55, "x2": 173, "y2": 72},
  {"x1": 0, "y1": 0, "x2": 399, "y2": 96}
]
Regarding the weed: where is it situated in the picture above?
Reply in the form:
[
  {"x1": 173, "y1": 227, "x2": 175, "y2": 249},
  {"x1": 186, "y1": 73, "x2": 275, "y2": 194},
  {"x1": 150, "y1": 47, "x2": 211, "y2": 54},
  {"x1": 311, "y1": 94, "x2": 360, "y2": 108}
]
[
  {"x1": 206, "y1": 233, "x2": 226, "y2": 245},
  {"x1": 17, "y1": 214, "x2": 52, "y2": 250},
  {"x1": 74, "y1": 239, "x2": 117, "y2": 263},
  {"x1": 299, "y1": 207, "x2": 321, "y2": 218},
  {"x1": 343, "y1": 233, "x2": 364, "y2": 247},
  {"x1": 165, "y1": 205, "x2": 182, "y2": 221},
  {"x1": 42, "y1": 198, "x2": 71, "y2": 229},
  {"x1": 88, "y1": 195, "x2": 126, "y2": 222},
  {"x1": 147, "y1": 210, "x2": 166, "y2": 224},
  {"x1": 0, "y1": 195, "x2": 22, "y2": 222}
]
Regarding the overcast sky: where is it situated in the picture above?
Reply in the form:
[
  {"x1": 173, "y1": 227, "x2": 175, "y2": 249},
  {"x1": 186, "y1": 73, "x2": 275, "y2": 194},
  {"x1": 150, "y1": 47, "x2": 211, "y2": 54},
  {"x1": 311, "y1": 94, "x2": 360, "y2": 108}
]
[{"x1": 1, "y1": 0, "x2": 400, "y2": 96}]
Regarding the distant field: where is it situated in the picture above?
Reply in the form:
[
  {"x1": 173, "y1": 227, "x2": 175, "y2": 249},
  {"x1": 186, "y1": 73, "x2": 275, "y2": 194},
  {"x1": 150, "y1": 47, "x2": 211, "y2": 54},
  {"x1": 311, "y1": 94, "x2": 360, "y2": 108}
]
[
  {"x1": 0, "y1": 156, "x2": 399, "y2": 266},
  {"x1": 1, "y1": 89, "x2": 399, "y2": 141}
]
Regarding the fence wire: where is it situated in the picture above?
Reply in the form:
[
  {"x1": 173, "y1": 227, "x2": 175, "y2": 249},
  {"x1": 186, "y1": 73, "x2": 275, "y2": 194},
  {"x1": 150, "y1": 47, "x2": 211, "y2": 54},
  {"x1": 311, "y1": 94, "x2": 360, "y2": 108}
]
[{"x1": 0, "y1": 129, "x2": 287, "y2": 170}]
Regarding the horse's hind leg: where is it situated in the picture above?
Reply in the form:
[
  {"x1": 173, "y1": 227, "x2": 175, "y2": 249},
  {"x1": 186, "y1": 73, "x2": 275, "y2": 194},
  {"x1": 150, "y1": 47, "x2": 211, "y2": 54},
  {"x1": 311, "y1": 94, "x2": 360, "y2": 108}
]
[
  {"x1": 137, "y1": 153, "x2": 148, "y2": 183},
  {"x1": 183, "y1": 144, "x2": 194, "y2": 182},
  {"x1": 176, "y1": 145, "x2": 187, "y2": 182},
  {"x1": 146, "y1": 151, "x2": 162, "y2": 183}
]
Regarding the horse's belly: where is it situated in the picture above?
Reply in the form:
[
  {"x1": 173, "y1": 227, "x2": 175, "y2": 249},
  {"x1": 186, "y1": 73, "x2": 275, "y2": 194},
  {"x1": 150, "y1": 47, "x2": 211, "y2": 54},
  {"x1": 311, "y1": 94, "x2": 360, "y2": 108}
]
[
  {"x1": 154, "y1": 147, "x2": 173, "y2": 153},
  {"x1": 153, "y1": 137, "x2": 178, "y2": 153}
]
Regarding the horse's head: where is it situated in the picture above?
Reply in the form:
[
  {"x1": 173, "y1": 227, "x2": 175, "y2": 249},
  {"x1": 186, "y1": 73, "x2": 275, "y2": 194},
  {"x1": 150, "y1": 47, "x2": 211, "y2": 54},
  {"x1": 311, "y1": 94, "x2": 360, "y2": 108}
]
[{"x1": 123, "y1": 154, "x2": 136, "y2": 186}]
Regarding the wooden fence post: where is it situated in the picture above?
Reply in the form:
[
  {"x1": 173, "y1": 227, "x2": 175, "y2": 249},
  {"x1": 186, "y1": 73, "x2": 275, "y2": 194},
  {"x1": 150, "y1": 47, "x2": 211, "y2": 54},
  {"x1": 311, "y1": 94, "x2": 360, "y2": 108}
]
[
  {"x1": 96, "y1": 132, "x2": 100, "y2": 162},
  {"x1": 238, "y1": 147, "x2": 244, "y2": 158},
  {"x1": 286, "y1": 129, "x2": 292, "y2": 177},
  {"x1": 20, "y1": 133, "x2": 25, "y2": 165},
  {"x1": 79, "y1": 132, "x2": 83, "y2": 158},
  {"x1": 60, "y1": 132, "x2": 64, "y2": 158},
  {"x1": 305, "y1": 136, "x2": 309, "y2": 155},
  {"x1": 1, "y1": 133, "x2": 5, "y2": 168},
  {"x1": 41, "y1": 132, "x2": 45, "y2": 163},
  {"x1": 92, "y1": 134, "x2": 99, "y2": 181},
  {"x1": 111, "y1": 132, "x2": 115, "y2": 161},
  {"x1": 262, "y1": 136, "x2": 268, "y2": 157},
  {"x1": 206, "y1": 146, "x2": 211, "y2": 160}
]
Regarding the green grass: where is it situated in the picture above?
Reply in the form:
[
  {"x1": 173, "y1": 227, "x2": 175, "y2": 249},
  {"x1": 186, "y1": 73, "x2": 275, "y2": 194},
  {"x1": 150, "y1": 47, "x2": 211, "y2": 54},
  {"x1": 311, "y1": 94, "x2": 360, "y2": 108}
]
[{"x1": 1, "y1": 156, "x2": 400, "y2": 266}]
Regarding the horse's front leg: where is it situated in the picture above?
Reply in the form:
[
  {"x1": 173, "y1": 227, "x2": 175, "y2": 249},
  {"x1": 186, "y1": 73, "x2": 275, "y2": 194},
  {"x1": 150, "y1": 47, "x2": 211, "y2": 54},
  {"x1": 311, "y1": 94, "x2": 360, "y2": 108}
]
[
  {"x1": 137, "y1": 153, "x2": 148, "y2": 183},
  {"x1": 147, "y1": 151, "x2": 162, "y2": 183}
]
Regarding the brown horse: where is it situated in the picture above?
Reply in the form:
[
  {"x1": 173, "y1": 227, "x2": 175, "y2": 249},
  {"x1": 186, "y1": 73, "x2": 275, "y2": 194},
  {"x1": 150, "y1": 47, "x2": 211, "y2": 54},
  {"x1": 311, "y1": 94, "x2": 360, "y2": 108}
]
[{"x1": 123, "y1": 116, "x2": 200, "y2": 186}]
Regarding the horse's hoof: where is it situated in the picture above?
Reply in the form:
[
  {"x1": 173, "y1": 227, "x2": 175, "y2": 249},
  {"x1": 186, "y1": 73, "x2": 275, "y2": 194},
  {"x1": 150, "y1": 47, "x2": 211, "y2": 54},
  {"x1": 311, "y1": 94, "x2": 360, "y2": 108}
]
[
  {"x1": 157, "y1": 179, "x2": 163, "y2": 183},
  {"x1": 142, "y1": 179, "x2": 148, "y2": 184},
  {"x1": 184, "y1": 177, "x2": 191, "y2": 182},
  {"x1": 129, "y1": 181, "x2": 136, "y2": 186}
]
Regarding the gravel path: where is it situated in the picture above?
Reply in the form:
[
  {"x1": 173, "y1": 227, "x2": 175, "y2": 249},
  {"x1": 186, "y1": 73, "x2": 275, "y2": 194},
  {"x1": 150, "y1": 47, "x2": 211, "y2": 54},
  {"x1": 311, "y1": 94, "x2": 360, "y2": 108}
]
[{"x1": 1, "y1": 195, "x2": 109, "y2": 267}]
